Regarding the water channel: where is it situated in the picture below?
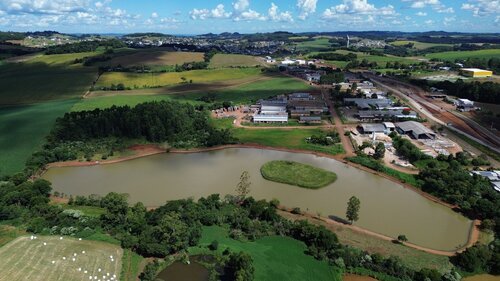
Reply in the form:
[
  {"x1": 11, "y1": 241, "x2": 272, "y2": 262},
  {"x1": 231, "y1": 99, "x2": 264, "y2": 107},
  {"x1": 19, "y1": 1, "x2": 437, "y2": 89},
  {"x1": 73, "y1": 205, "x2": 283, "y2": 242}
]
[{"x1": 43, "y1": 148, "x2": 472, "y2": 251}]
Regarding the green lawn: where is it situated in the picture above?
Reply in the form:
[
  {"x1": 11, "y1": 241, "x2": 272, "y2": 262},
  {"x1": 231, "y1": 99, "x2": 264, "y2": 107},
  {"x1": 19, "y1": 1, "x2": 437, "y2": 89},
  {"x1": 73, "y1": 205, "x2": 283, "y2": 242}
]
[
  {"x1": 0, "y1": 225, "x2": 26, "y2": 248},
  {"x1": 95, "y1": 68, "x2": 261, "y2": 89},
  {"x1": 261, "y1": 160, "x2": 337, "y2": 189},
  {"x1": 0, "y1": 99, "x2": 78, "y2": 177},
  {"x1": 189, "y1": 226, "x2": 342, "y2": 281},
  {"x1": 0, "y1": 52, "x2": 99, "y2": 105},
  {"x1": 234, "y1": 128, "x2": 345, "y2": 155},
  {"x1": 56, "y1": 204, "x2": 107, "y2": 218},
  {"x1": 209, "y1": 54, "x2": 263, "y2": 68},
  {"x1": 120, "y1": 249, "x2": 145, "y2": 281},
  {"x1": 425, "y1": 49, "x2": 500, "y2": 61}
]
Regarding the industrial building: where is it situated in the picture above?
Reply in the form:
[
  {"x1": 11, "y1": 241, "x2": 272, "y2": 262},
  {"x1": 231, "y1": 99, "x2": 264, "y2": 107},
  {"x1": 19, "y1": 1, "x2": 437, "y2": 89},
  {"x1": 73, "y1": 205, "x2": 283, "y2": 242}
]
[
  {"x1": 357, "y1": 109, "x2": 417, "y2": 121},
  {"x1": 344, "y1": 98, "x2": 393, "y2": 110},
  {"x1": 357, "y1": 122, "x2": 395, "y2": 135},
  {"x1": 396, "y1": 121, "x2": 436, "y2": 140},
  {"x1": 460, "y1": 68, "x2": 493, "y2": 78},
  {"x1": 455, "y1": 99, "x2": 475, "y2": 112}
]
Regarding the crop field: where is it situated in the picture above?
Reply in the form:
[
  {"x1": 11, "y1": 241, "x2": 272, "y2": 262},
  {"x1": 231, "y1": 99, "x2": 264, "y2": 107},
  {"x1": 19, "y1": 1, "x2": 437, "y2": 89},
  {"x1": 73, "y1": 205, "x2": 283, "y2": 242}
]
[
  {"x1": 190, "y1": 226, "x2": 342, "y2": 281},
  {"x1": 335, "y1": 50, "x2": 421, "y2": 64},
  {"x1": 0, "y1": 236, "x2": 122, "y2": 281},
  {"x1": 95, "y1": 67, "x2": 261, "y2": 89},
  {"x1": 209, "y1": 54, "x2": 263, "y2": 68},
  {"x1": 295, "y1": 38, "x2": 333, "y2": 53},
  {"x1": 425, "y1": 49, "x2": 500, "y2": 61},
  {"x1": 0, "y1": 99, "x2": 77, "y2": 177},
  {"x1": 233, "y1": 128, "x2": 345, "y2": 155},
  {"x1": 106, "y1": 50, "x2": 204, "y2": 67},
  {"x1": 0, "y1": 52, "x2": 98, "y2": 105},
  {"x1": 390, "y1": 40, "x2": 452, "y2": 50}
]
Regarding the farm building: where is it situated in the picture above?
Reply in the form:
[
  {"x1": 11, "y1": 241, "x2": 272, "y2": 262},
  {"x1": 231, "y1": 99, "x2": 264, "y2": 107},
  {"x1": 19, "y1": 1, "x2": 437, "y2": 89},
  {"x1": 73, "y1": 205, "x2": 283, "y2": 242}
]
[
  {"x1": 396, "y1": 121, "x2": 436, "y2": 140},
  {"x1": 460, "y1": 68, "x2": 493, "y2": 78},
  {"x1": 357, "y1": 110, "x2": 417, "y2": 121},
  {"x1": 299, "y1": 116, "x2": 322, "y2": 123},
  {"x1": 358, "y1": 122, "x2": 395, "y2": 135},
  {"x1": 344, "y1": 98, "x2": 393, "y2": 110},
  {"x1": 289, "y1": 100, "x2": 327, "y2": 117},
  {"x1": 289, "y1": 93, "x2": 314, "y2": 101},
  {"x1": 253, "y1": 102, "x2": 288, "y2": 123}
]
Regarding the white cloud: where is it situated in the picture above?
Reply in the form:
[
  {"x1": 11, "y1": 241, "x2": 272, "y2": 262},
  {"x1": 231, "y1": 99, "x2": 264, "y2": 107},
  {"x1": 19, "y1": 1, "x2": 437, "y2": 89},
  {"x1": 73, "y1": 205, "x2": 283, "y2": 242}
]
[
  {"x1": 189, "y1": 4, "x2": 231, "y2": 20},
  {"x1": 402, "y1": 0, "x2": 440, "y2": 9},
  {"x1": 416, "y1": 11, "x2": 427, "y2": 16},
  {"x1": 268, "y1": 3, "x2": 293, "y2": 22},
  {"x1": 296, "y1": 0, "x2": 317, "y2": 20},
  {"x1": 0, "y1": 0, "x2": 90, "y2": 15},
  {"x1": 461, "y1": 0, "x2": 500, "y2": 17},
  {"x1": 425, "y1": 19, "x2": 434, "y2": 25},
  {"x1": 234, "y1": 9, "x2": 265, "y2": 21},
  {"x1": 232, "y1": 0, "x2": 249, "y2": 13},
  {"x1": 443, "y1": 16, "x2": 456, "y2": 26},
  {"x1": 436, "y1": 7, "x2": 454, "y2": 13},
  {"x1": 151, "y1": 12, "x2": 158, "y2": 18},
  {"x1": 323, "y1": 0, "x2": 396, "y2": 18}
]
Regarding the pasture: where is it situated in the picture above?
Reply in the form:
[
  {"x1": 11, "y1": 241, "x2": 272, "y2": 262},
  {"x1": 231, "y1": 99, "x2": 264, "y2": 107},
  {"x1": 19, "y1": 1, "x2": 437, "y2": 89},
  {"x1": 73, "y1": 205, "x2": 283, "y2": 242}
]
[
  {"x1": 74, "y1": 75, "x2": 314, "y2": 111},
  {"x1": 0, "y1": 236, "x2": 122, "y2": 281},
  {"x1": 0, "y1": 99, "x2": 77, "y2": 177},
  {"x1": 106, "y1": 49, "x2": 204, "y2": 67},
  {"x1": 190, "y1": 226, "x2": 342, "y2": 281},
  {"x1": 335, "y1": 50, "x2": 420, "y2": 65},
  {"x1": 209, "y1": 54, "x2": 263, "y2": 68},
  {"x1": 425, "y1": 49, "x2": 500, "y2": 61},
  {"x1": 390, "y1": 40, "x2": 452, "y2": 50},
  {"x1": 295, "y1": 38, "x2": 333, "y2": 53},
  {"x1": 0, "y1": 52, "x2": 98, "y2": 105},
  {"x1": 95, "y1": 67, "x2": 261, "y2": 89}
]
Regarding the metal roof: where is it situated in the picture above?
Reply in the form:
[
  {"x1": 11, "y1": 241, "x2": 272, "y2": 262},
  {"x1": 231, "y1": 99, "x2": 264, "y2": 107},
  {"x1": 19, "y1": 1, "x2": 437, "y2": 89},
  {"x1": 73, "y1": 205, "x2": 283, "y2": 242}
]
[{"x1": 396, "y1": 121, "x2": 435, "y2": 137}]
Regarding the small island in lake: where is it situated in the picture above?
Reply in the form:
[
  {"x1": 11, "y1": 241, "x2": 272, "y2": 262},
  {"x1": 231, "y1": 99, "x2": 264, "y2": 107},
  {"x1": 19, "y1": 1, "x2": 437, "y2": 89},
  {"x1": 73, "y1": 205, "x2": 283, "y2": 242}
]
[{"x1": 260, "y1": 160, "x2": 337, "y2": 189}]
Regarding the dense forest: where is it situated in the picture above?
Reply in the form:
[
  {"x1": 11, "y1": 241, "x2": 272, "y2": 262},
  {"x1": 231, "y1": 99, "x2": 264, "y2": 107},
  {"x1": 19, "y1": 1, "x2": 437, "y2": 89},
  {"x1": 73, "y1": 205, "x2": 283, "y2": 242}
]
[
  {"x1": 23, "y1": 101, "x2": 235, "y2": 176},
  {"x1": 45, "y1": 39, "x2": 126, "y2": 54},
  {"x1": 412, "y1": 79, "x2": 500, "y2": 104},
  {"x1": 309, "y1": 52, "x2": 357, "y2": 62}
]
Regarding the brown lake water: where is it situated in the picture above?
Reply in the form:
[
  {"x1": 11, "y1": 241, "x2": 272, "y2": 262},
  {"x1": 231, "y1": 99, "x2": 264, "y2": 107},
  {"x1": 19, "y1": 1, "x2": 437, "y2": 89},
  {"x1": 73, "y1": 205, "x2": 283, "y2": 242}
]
[{"x1": 43, "y1": 148, "x2": 472, "y2": 251}]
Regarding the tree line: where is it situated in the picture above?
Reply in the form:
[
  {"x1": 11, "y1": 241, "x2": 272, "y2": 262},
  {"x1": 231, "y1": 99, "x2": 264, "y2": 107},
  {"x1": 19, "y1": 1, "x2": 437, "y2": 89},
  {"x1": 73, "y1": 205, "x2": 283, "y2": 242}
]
[
  {"x1": 412, "y1": 79, "x2": 500, "y2": 104},
  {"x1": 45, "y1": 39, "x2": 126, "y2": 55}
]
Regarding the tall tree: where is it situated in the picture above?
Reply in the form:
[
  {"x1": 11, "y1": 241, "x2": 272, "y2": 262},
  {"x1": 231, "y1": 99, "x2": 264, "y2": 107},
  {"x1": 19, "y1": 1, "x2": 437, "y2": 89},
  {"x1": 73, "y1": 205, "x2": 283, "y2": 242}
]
[
  {"x1": 236, "y1": 171, "x2": 251, "y2": 202},
  {"x1": 373, "y1": 142, "x2": 386, "y2": 160},
  {"x1": 346, "y1": 196, "x2": 361, "y2": 224}
]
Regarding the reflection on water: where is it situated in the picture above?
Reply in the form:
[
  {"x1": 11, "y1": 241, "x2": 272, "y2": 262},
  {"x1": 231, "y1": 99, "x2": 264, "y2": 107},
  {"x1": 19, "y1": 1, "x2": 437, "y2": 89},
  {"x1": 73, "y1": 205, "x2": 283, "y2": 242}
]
[{"x1": 43, "y1": 148, "x2": 472, "y2": 251}]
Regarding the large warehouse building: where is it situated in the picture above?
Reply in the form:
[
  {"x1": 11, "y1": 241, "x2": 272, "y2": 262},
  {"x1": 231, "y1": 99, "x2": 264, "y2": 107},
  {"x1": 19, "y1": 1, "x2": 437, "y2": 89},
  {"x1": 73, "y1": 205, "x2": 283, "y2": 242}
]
[{"x1": 460, "y1": 68, "x2": 493, "y2": 78}]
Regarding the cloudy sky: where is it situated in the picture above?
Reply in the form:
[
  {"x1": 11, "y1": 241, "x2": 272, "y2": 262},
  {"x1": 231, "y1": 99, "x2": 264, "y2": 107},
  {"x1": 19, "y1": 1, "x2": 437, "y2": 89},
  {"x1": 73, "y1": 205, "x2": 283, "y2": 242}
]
[{"x1": 0, "y1": 0, "x2": 498, "y2": 34}]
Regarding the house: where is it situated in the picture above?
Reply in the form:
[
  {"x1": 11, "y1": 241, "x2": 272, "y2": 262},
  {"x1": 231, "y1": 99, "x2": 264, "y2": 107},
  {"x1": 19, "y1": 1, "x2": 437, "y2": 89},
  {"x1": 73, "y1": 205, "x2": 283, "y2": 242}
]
[
  {"x1": 455, "y1": 99, "x2": 474, "y2": 112},
  {"x1": 305, "y1": 73, "x2": 321, "y2": 83},
  {"x1": 396, "y1": 121, "x2": 436, "y2": 140}
]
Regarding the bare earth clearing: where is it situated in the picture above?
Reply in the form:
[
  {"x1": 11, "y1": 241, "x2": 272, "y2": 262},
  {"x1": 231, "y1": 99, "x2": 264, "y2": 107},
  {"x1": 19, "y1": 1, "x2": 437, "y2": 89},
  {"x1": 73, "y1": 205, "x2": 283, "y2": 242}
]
[{"x1": 0, "y1": 236, "x2": 122, "y2": 281}]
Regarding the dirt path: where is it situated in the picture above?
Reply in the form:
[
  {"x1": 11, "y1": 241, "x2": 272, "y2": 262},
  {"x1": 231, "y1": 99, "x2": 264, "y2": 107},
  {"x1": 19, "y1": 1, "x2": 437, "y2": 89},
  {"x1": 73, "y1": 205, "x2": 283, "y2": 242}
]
[{"x1": 277, "y1": 207, "x2": 480, "y2": 257}]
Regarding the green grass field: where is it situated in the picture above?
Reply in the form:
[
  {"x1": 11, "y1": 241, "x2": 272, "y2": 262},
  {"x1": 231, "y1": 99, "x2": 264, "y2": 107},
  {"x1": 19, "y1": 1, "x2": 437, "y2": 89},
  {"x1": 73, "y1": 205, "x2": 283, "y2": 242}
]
[
  {"x1": 73, "y1": 75, "x2": 314, "y2": 111},
  {"x1": 335, "y1": 50, "x2": 421, "y2": 65},
  {"x1": 425, "y1": 49, "x2": 500, "y2": 61},
  {"x1": 0, "y1": 52, "x2": 99, "y2": 105},
  {"x1": 233, "y1": 128, "x2": 345, "y2": 155},
  {"x1": 390, "y1": 40, "x2": 453, "y2": 50},
  {"x1": 209, "y1": 54, "x2": 263, "y2": 68},
  {"x1": 0, "y1": 225, "x2": 26, "y2": 247},
  {"x1": 95, "y1": 68, "x2": 261, "y2": 89},
  {"x1": 295, "y1": 38, "x2": 333, "y2": 53},
  {"x1": 0, "y1": 99, "x2": 78, "y2": 177},
  {"x1": 261, "y1": 160, "x2": 337, "y2": 189},
  {"x1": 120, "y1": 249, "x2": 145, "y2": 281},
  {"x1": 189, "y1": 226, "x2": 342, "y2": 281},
  {"x1": 0, "y1": 235, "x2": 123, "y2": 281}
]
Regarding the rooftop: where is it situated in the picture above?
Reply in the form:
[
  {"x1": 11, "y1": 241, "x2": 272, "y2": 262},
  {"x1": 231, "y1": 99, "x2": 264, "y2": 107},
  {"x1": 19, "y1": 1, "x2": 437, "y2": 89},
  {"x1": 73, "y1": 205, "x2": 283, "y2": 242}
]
[{"x1": 461, "y1": 68, "x2": 492, "y2": 72}]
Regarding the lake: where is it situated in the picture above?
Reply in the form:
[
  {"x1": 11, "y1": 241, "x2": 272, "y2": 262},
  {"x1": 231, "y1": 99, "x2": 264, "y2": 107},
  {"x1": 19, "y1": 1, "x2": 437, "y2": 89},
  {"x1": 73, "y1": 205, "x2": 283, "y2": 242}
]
[{"x1": 43, "y1": 148, "x2": 472, "y2": 251}]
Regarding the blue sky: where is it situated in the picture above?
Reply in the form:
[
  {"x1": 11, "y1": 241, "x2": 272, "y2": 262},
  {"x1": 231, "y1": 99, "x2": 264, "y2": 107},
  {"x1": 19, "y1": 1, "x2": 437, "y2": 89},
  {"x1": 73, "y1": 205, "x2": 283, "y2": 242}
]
[{"x1": 0, "y1": 0, "x2": 498, "y2": 34}]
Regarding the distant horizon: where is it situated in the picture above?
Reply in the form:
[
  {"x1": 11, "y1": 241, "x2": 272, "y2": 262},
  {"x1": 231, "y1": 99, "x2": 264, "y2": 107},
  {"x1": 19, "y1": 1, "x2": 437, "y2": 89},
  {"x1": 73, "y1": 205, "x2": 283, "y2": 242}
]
[
  {"x1": 3, "y1": 30, "x2": 500, "y2": 37},
  {"x1": 0, "y1": 0, "x2": 498, "y2": 34}
]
